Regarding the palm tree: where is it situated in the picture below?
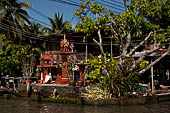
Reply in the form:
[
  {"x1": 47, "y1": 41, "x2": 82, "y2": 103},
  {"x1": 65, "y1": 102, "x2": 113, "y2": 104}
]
[
  {"x1": 0, "y1": 0, "x2": 30, "y2": 39},
  {"x1": 24, "y1": 23, "x2": 42, "y2": 36},
  {"x1": 42, "y1": 12, "x2": 72, "y2": 35},
  {"x1": 23, "y1": 23, "x2": 45, "y2": 52}
]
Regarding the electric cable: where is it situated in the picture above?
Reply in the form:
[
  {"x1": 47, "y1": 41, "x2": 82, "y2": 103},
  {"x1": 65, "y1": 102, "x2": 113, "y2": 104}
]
[
  {"x1": 30, "y1": 7, "x2": 49, "y2": 19},
  {"x1": 100, "y1": 0, "x2": 124, "y2": 9},
  {"x1": 0, "y1": 18, "x2": 43, "y2": 38},
  {"x1": 1, "y1": 23, "x2": 169, "y2": 47},
  {"x1": 93, "y1": 0, "x2": 124, "y2": 12},
  {"x1": 81, "y1": 0, "x2": 122, "y2": 14},
  {"x1": 49, "y1": 0, "x2": 79, "y2": 7},
  {"x1": 0, "y1": 22, "x2": 50, "y2": 41},
  {"x1": 29, "y1": 16, "x2": 52, "y2": 27}
]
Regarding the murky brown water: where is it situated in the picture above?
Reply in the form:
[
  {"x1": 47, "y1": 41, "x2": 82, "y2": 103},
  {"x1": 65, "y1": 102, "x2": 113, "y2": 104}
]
[{"x1": 0, "y1": 97, "x2": 170, "y2": 113}]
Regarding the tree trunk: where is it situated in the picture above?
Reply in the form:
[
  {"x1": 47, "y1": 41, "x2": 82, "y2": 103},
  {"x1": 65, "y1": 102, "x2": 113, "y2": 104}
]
[{"x1": 93, "y1": 29, "x2": 106, "y2": 63}]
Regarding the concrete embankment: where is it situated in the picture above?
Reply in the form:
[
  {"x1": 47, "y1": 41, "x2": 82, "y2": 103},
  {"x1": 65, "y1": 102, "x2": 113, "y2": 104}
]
[
  {"x1": 33, "y1": 84, "x2": 170, "y2": 105},
  {"x1": 2, "y1": 83, "x2": 170, "y2": 106}
]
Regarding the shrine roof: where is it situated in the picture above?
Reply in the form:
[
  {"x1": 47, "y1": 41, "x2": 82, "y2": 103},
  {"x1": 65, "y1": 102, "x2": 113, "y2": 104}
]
[
  {"x1": 41, "y1": 54, "x2": 51, "y2": 60},
  {"x1": 37, "y1": 62, "x2": 56, "y2": 68},
  {"x1": 37, "y1": 64, "x2": 56, "y2": 68},
  {"x1": 37, "y1": 65, "x2": 56, "y2": 68}
]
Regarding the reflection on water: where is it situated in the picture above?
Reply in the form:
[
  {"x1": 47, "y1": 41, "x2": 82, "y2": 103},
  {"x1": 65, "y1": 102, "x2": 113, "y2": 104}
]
[{"x1": 0, "y1": 97, "x2": 170, "y2": 113}]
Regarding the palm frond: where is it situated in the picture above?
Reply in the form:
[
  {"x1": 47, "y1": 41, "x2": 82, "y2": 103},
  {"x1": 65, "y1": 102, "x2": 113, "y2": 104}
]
[
  {"x1": 41, "y1": 26, "x2": 52, "y2": 33},
  {"x1": 18, "y1": 1, "x2": 30, "y2": 9},
  {"x1": 16, "y1": 9, "x2": 30, "y2": 19},
  {"x1": 48, "y1": 17, "x2": 56, "y2": 30}
]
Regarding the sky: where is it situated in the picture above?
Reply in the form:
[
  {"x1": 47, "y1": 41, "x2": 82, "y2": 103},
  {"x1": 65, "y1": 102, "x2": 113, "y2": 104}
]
[
  {"x1": 20, "y1": 0, "x2": 79, "y2": 27},
  {"x1": 20, "y1": 0, "x2": 125, "y2": 28}
]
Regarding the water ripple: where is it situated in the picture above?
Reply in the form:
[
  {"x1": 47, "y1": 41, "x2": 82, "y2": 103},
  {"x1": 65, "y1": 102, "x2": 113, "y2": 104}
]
[{"x1": 1, "y1": 97, "x2": 170, "y2": 113}]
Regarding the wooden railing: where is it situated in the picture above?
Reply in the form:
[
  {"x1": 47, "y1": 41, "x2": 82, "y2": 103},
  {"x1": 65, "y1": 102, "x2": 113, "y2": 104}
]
[{"x1": 44, "y1": 51, "x2": 93, "y2": 63}]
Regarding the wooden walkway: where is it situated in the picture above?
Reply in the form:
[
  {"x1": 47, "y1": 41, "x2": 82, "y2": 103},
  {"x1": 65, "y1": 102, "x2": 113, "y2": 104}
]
[{"x1": 0, "y1": 87, "x2": 22, "y2": 97}]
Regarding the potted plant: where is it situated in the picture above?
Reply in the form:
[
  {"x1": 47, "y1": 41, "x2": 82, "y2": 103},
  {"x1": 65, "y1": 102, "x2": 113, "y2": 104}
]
[{"x1": 68, "y1": 74, "x2": 76, "y2": 86}]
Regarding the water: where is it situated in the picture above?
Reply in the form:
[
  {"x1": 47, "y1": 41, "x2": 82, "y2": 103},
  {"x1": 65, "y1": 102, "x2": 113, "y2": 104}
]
[{"x1": 0, "y1": 97, "x2": 170, "y2": 113}]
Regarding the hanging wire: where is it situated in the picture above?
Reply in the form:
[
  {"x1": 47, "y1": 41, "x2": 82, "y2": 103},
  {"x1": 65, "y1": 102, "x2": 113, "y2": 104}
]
[
  {"x1": 0, "y1": 23, "x2": 48, "y2": 41},
  {"x1": 29, "y1": 16, "x2": 52, "y2": 27},
  {"x1": 49, "y1": 0, "x2": 80, "y2": 7},
  {"x1": 1, "y1": 17, "x2": 169, "y2": 44},
  {"x1": 100, "y1": 0, "x2": 124, "y2": 9},
  {"x1": 0, "y1": 21, "x2": 118, "y2": 45},
  {"x1": 91, "y1": 0, "x2": 124, "y2": 11},
  {"x1": 0, "y1": 18, "x2": 42, "y2": 37},
  {"x1": 50, "y1": 0, "x2": 123, "y2": 14},
  {"x1": 1, "y1": 22, "x2": 169, "y2": 47},
  {"x1": 30, "y1": 7, "x2": 49, "y2": 19},
  {"x1": 110, "y1": 0, "x2": 124, "y2": 5}
]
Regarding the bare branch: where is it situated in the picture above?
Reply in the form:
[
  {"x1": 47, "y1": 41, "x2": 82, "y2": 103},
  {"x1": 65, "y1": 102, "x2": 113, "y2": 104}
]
[
  {"x1": 93, "y1": 38, "x2": 100, "y2": 45},
  {"x1": 129, "y1": 47, "x2": 159, "y2": 71},
  {"x1": 98, "y1": 29, "x2": 102, "y2": 44},
  {"x1": 120, "y1": 26, "x2": 126, "y2": 36},
  {"x1": 139, "y1": 48, "x2": 170, "y2": 74},
  {"x1": 127, "y1": 31, "x2": 153, "y2": 56},
  {"x1": 110, "y1": 25, "x2": 119, "y2": 37},
  {"x1": 93, "y1": 29, "x2": 106, "y2": 63},
  {"x1": 93, "y1": 33, "x2": 104, "y2": 56},
  {"x1": 153, "y1": 29, "x2": 157, "y2": 49}
]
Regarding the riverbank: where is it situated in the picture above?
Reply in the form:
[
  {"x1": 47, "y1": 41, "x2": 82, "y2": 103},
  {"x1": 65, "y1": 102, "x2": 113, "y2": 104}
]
[
  {"x1": 1, "y1": 83, "x2": 170, "y2": 106},
  {"x1": 32, "y1": 83, "x2": 170, "y2": 106},
  {"x1": 37, "y1": 92, "x2": 170, "y2": 106},
  {"x1": 41, "y1": 96, "x2": 150, "y2": 106}
]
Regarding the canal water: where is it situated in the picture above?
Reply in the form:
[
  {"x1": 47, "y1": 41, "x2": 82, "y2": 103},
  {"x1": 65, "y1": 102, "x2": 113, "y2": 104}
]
[{"x1": 0, "y1": 97, "x2": 170, "y2": 113}]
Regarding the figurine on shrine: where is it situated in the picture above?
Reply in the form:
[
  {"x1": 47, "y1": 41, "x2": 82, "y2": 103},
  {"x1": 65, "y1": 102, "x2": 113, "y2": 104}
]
[
  {"x1": 60, "y1": 33, "x2": 69, "y2": 52},
  {"x1": 50, "y1": 58, "x2": 54, "y2": 65},
  {"x1": 69, "y1": 43, "x2": 74, "y2": 52}
]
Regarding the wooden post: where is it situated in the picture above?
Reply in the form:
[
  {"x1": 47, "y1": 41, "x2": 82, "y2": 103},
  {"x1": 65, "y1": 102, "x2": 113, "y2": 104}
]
[
  {"x1": 41, "y1": 72, "x2": 43, "y2": 81},
  {"x1": 85, "y1": 40, "x2": 88, "y2": 62},
  {"x1": 166, "y1": 70, "x2": 169, "y2": 80},
  {"x1": 111, "y1": 37, "x2": 113, "y2": 59},
  {"x1": 27, "y1": 82, "x2": 32, "y2": 97},
  {"x1": 151, "y1": 59, "x2": 154, "y2": 93}
]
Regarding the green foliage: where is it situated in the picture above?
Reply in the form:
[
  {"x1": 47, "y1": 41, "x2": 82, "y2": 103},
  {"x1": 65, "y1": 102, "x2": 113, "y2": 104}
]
[
  {"x1": 0, "y1": 0, "x2": 45, "y2": 76},
  {"x1": 73, "y1": 0, "x2": 112, "y2": 37},
  {"x1": 131, "y1": 0, "x2": 170, "y2": 29},
  {"x1": 47, "y1": 94, "x2": 77, "y2": 104},
  {"x1": 139, "y1": 60, "x2": 149, "y2": 69},
  {"x1": 130, "y1": 0, "x2": 170, "y2": 45},
  {"x1": 74, "y1": 0, "x2": 170, "y2": 98},
  {"x1": 0, "y1": 33, "x2": 43, "y2": 76},
  {"x1": 0, "y1": 0, "x2": 31, "y2": 39},
  {"x1": 87, "y1": 55, "x2": 104, "y2": 83},
  {"x1": 49, "y1": 94, "x2": 63, "y2": 99},
  {"x1": 87, "y1": 55, "x2": 140, "y2": 97},
  {"x1": 0, "y1": 40, "x2": 21, "y2": 75},
  {"x1": 0, "y1": 0, "x2": 44, "y2": 77}
]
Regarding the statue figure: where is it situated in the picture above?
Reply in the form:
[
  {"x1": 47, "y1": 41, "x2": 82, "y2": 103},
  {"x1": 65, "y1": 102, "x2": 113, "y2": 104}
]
[
  {"x1": 69, "y1": 43, "x2": 74, "y2": 52},
  {"x1": 60, "y1": 34, "x2": 69, "y2": 52}
]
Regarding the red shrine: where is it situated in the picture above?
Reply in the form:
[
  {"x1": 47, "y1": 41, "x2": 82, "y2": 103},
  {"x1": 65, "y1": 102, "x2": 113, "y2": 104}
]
[{"x1": 37, "y1": 34, "x2": 76, "y2": 84}]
